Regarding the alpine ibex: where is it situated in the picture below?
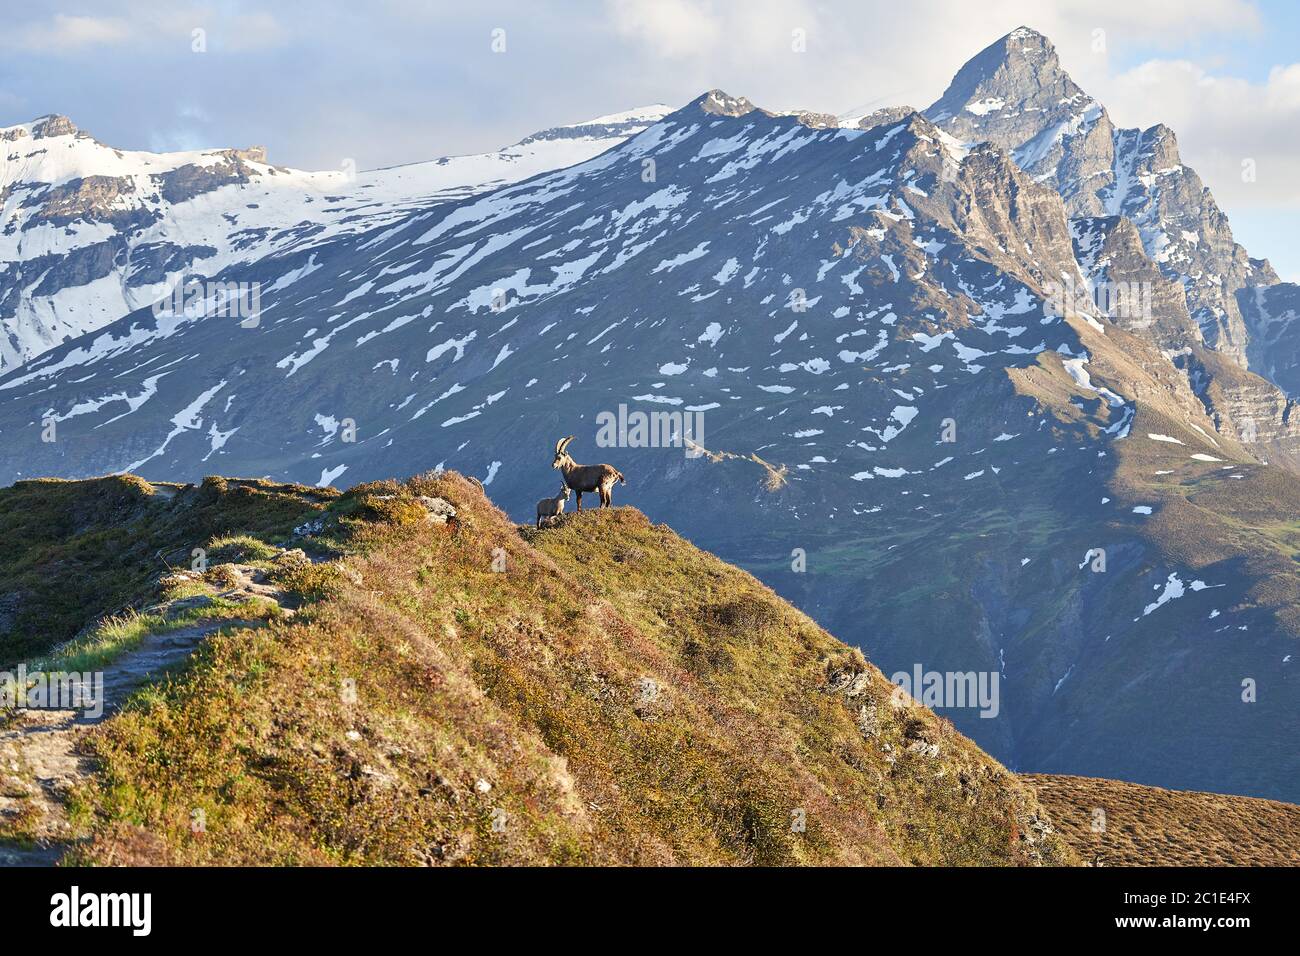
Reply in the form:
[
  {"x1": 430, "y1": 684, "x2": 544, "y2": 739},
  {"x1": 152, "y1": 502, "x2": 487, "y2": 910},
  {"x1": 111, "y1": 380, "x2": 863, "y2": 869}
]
[
  {"x1": 535, "y1": 484, "x2": 571, "y2": 529},
  {"x1": 552, "y1": 436, "x2": 625, "y2": 510}
]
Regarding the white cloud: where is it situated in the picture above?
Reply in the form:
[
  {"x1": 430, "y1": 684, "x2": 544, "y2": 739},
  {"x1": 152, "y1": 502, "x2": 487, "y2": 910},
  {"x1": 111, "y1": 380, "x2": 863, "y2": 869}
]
[
  {"x1": 5, "y1": 14, "x2": 133, "y2": 52},
  {"x1": 0, "y1": 7, "x2": 287, "y2": 56},
  {"x1": 1092, "y1": 57, "x2": 1300, "y2": 216},
  {"x1": 607, "y1": 0, "x2": 725, "y2": 58}
]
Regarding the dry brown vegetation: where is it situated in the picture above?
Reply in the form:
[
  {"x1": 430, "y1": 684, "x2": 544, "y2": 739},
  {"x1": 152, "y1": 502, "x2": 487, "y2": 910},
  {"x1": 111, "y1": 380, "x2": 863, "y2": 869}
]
[
  {"x1": 0, "y1": 475, "x2": 332, "y2": 665},
  {"x1": 1026, "y1": 774, "x2": 1300, "y2": 866}
]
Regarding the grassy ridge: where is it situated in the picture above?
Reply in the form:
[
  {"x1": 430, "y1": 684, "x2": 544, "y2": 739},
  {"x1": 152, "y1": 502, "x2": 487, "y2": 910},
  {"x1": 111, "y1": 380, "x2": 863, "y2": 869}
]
[{"x1": 62, "y1": 471, "x2": 1073, "y2": 866}]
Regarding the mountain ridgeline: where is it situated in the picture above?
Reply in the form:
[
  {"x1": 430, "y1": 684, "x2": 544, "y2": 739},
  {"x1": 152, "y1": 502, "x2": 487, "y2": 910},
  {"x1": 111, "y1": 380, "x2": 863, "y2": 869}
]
[
  {"x1": 0, "y1": 28, "x2": 1296, "y2": 803},
  {"x1": 0, "y1": 107, "x2": 671, "y2": 372}
]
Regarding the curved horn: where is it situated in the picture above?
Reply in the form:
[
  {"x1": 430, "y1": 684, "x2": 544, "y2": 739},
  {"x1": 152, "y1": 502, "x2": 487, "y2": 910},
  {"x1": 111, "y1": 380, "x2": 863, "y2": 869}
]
[{"x1": 557, "y1": 435, "x2": 575, "y2": 454}]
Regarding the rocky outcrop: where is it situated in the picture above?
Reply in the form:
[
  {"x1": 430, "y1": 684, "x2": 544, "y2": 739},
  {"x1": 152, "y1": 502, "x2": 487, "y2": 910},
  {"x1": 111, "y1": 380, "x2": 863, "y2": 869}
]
[
  {"x1": 1071, "y1": 216, "x2": 1198, "y2": 349},
  {"x1": 1240, "y1": 280, "x2": 1300, "y2": 396},
  {"x1": 152, "y1": 154, "x2": 259, "y2": 204},
  {"x1": 851, "y1": 105, "x2": 916, "y2": 130},
  {"x1": 23, "y1": 175, "x2": 151, "y2": 230},
  {"x1": 698, "y1": 89, "x2": 763, "y2": 117},
  {"x1": 1174, "y1": 345, "x2": 1300, "y2": 468},
  {"x1": 30, "y1": 115, "x2": 82, "y2": 140}
]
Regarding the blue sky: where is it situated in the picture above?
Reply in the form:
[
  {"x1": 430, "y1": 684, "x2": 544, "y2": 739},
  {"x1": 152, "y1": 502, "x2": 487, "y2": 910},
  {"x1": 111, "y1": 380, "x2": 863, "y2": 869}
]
[{"x1": 1, "y1": 0, "x2": 1296, "y2": 278}]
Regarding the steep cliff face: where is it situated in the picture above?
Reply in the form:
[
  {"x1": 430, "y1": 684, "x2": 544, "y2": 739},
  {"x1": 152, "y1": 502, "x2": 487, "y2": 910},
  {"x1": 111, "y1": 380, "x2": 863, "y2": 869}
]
[
  {"x1": 1070, "y1": 215, "x2": 1198, "y2": 349},
  {"x1": 1172, "y1": 346, "x2": 1300, "y2": 472},
  {"x1": 926, "y1": 27, "x2": 1275, "y2": 372},
  {"x1": 1069, "y1": 216, "x2": 1300, "y2": 466},
  {"x1": 1240, "y1": 280, "x2": 1300, "y2": 395}
]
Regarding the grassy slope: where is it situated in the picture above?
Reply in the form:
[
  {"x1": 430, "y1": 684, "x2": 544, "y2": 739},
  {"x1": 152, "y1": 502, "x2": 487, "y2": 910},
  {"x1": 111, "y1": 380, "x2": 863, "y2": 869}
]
[
  {"x1": 0, "y1": 475, "x2": 332, "y2": 665},
  {"x1": 61, "y1": 472, "x2": 1073, "y2": 866},
  {"x1": 1026, "y1": 774, "x2": 1300, "y2": 866}
]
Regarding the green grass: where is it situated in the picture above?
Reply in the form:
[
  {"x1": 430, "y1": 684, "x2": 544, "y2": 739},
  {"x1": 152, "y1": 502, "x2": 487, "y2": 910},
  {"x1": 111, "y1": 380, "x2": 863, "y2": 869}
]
[
  {"x1": 57, "y1": 472, "x2": 1075, "y2": 867},
  {"x1": 0, "y1": 475, "x2": 334, "y2": 665},
  {"x1": 29, "y1": 595, "x2": 284, "y2": 675}
]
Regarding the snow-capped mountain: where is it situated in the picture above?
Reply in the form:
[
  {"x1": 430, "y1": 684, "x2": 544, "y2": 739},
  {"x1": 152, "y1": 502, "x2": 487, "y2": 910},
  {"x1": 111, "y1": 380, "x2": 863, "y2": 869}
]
[
  {"x1": 926, "y1": 27, "x2": 1277, "y2": 369},
  {"x1": 0, "y1": 106, "x2": 670, "y2": 371},
  {"x1": 0, "y1": 33, "x2": 1295, "y2": 802}
]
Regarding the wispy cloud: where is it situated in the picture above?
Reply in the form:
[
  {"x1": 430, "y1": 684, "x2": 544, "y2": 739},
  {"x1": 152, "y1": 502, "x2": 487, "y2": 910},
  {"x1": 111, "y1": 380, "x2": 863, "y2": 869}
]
[{"x1": 3, "y1": 14, "x2": 134, "y2": 53}]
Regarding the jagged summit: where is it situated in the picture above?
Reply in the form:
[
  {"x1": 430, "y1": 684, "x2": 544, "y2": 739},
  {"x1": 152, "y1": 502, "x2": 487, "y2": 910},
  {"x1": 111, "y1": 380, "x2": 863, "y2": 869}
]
[
  {"x1": 31, "y1": 114, "x2": 84, "y2": 139},
  {"x1": 1, "y1": 113, "x2": 86, "y2": 142},
  {"x1": 696, "y1": 89, "x2": 763, "y2": 117},
  {"x1": 692, "y1": 89, "x2": 941, "y2": 139},
  {"x1": 925, "y1": 26, "x2": 1089, "y2": 140},
  {"x1": 923, "y1": 26, "x2": 1271, "y2": 367}
]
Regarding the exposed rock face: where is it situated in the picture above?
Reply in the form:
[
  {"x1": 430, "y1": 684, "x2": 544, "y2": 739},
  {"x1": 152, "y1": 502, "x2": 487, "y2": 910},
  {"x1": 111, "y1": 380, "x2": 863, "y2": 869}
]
[
  {"x1": 1240, "y1": 280, "x2": 1300, "y2": 396},
  {"x1": 852, "y1": 106, "x2": 916, "y2": 130},
  {"x1": 928, "y1": 27, "x2": 1099, "y2": 172},
  {"x1": 152, "y1": 155, "x2": 257, "y2": 204},
  {"x1": 122, "y1": 242, "x2": 220, "y2": 288},
  {"x1": 230, "y1": 146, "x2": 268, "y2": 164},
  {"x1": 785, "y1": 109, "x2": 842, "y2": 129},
  {"x1": 925, "y1": 26, "x2": 1276, "y2": 374},
  {"x1": 1174, "y1": 344, "x2": 1300, "y2": 470},
  {"x1": 1071, "y1": 216, "x2": 1198, "y2": 349},
  {"x1": 1100, "y1": 125, "x2": 1264, "y2": 364},
  {"x1": 698, "y1": 89, "x2": 762, "y2": 117},
  {"x1": 23, "y1": 175, "x2": 150, "y2": 230},
  {"x1": 943, "y1": 141, "x2": 1084, "y2": 288},
  {"x1": 30, "y1": 115, "x2": 82, "y2": 140}
]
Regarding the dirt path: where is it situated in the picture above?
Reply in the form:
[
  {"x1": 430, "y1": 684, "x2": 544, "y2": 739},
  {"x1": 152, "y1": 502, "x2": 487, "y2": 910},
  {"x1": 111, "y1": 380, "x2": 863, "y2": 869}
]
[
  {"x1": 0, "y1": 554, "x2": 308, "y2": 866},
  {"x1": 0, "y1": 619, "x2": 265, "y2": 866}
]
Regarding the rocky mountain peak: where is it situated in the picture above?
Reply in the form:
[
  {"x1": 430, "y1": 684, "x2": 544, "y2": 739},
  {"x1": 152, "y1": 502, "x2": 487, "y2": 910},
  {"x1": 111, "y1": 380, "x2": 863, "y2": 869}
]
[
  {"x1": 29, "y1": 114, "x2": 83, "y2": 140},
  {"x1": 697, "y1": 89, "x2": 762, "y2": 118},
  {"x1": 1136, "y1": 123, "x2": 1181, "y2": 166},
  {"x1": 850, "y1": 105, "x2": 918, "y2": 130},
  {"x1": 926, "y1": 26, "x2": 1087, "y2": 135},
  {"x1": 229, "y1": 145, "x2": 268, "y2": 164}
]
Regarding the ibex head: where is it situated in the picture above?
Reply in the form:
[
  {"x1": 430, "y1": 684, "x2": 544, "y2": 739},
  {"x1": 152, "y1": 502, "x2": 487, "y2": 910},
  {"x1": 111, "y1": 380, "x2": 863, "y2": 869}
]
[{"x1": 552, "y1": 435, "x2": 576, "y2": 470}]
